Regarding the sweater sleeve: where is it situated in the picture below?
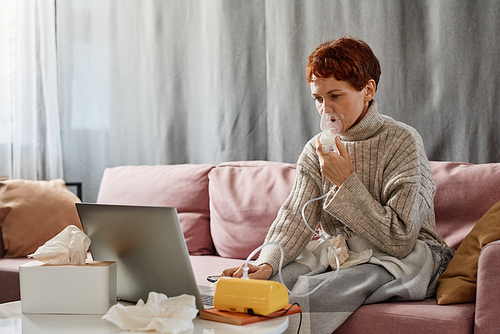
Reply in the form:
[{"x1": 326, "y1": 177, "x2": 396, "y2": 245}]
[{"x1": 255, "y1": 144, "x2": 324, "y2": 275}]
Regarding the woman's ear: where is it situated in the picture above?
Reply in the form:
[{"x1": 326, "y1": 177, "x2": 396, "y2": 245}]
[{"x1": 364, "y1": 79, "x2": 376, "y2": 102}]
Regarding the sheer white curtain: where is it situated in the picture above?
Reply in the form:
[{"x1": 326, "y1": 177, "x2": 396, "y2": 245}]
[{"x1": 0, "y1": 0, "x2": 63, "y2": 180}]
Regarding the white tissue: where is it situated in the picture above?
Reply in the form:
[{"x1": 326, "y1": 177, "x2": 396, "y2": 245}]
[
  {"x1": 28, "y1": 225, "x2": 91, "y2": 265},
  {"x1": 103, "y1": 292, "x2": 198, "y2": 334}
]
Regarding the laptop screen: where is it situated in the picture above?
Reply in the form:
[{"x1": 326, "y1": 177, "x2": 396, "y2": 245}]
[{"x1": 76, "y1": 203, "x2": 205, "y2": 309}]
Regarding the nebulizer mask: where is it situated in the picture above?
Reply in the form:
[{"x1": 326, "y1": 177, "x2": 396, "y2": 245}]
[{"x1": 319, "y1": 107, "x2": 346, "y2": 154}]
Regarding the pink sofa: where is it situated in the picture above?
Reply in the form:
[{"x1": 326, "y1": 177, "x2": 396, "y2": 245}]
[{"x1": 1, "y1": 160, "x2": 500, "y2": 333}]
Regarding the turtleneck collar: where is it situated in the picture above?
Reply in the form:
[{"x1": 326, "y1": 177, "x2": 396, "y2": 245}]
[{"x1": 339, "y1": 100, "x2": 385, "y2": 142}]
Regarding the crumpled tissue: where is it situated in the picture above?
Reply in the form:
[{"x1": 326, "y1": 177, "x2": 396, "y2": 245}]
[
  {"x1": 306, "y1": 234, "x2": 373, "y2": 269},
  {"x1": 103, "y1": 292, "x2": 198, "y2": 334},
  {"x1": 28, "y1": 225, "x2": 91, "y2": 265}
]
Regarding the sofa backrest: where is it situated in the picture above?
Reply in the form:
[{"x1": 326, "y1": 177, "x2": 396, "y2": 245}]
[
  {"x1": 93, "y1": 161, "x2": 500, "y2": 260},
  {"x1": 96, "y1": 164, "x2": 215, "y2": 255},
  {"x1": 95, "y1": 161, "x2": 296, "y2": 260},
  {"x1": 209, "y1": 161, "x2": 500, "y2": 257},
  {"x1": 208, "y1": 161, "x2": 296, "y2": 260},
  {"x1": 430, "y1": 161, "x2": 500, "y2": 250}
]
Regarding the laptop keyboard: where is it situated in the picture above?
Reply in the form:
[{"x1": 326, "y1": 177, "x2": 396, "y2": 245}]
[{"x1": 202, "y1": 294, "x2": 214, "y2": 307}]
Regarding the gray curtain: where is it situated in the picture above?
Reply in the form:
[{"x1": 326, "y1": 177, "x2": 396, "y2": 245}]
[{"x1": 57, "y1": 0, "x2": 500, "y2": 202}]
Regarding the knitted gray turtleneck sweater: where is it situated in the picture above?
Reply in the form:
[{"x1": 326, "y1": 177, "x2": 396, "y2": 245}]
[{"x1": 257, "y1": 100, "x2": 448, "y2": 274}]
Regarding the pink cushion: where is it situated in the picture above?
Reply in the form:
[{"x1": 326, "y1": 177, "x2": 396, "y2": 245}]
[
  {"x1": 96, "y1": 164, "x2": 215, "y2": 255},
  {"x1": 430, "y1": 161, "x2": 500, "y2": 249},
  {"x1": 209, "y1": 161, "x2": 296, "y2": 259},
  {"x1": 335, "y1": 298, "x2": 475, "y2": 334}
]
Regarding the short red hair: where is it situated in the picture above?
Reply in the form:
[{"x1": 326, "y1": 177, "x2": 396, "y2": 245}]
[{"x1": 306, "y1": 37, "x2": 381, "y2": 91}]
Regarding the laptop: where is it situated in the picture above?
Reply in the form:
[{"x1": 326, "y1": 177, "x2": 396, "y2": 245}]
[{"x1": 76, "y1": 203, "x2": 214, "y2": 310}]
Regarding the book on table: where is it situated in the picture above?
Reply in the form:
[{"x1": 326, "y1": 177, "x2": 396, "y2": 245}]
[{"x1": 199, "y1": 304, "x2": 301, "y2": 326}]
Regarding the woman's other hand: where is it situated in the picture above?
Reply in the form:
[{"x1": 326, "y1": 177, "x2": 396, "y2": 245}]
[
  {"x1": 316, "y1": 136, "x2": 354, "y2": 186},
  {"x1": 222, "y1": 263, "x2": 273, "y2": 280}
]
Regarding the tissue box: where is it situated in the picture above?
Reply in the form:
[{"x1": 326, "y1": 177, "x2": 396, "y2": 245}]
[{"x1": 20, "y1": 260, "x2": 117, "y2": 314}]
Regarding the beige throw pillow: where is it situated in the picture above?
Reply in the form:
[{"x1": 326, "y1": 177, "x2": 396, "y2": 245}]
[
  {"x1": 0, "y1": 179, "x2": 82, "y2": 258},
  {"x1": 436, "y1": 200, "x2": 500, "y2": 304}
]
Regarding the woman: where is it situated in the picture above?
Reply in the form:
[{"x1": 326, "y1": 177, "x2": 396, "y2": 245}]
[{"x1": 223, "y1": 37, "x2": 453, "y2": 333}]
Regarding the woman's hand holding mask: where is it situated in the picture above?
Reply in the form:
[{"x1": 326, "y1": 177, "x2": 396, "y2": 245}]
[{"x1": 316, "y1": 136, "x2": 354, "y2": 187}]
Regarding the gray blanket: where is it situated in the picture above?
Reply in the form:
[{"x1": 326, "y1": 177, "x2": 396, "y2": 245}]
[{"x1": 270, "y1": 239, "x2": 451, "y2": 334}]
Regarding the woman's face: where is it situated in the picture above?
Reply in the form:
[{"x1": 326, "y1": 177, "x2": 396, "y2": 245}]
[{"x1": 310, "y1": 75, "x2": 375, "y2": 132}]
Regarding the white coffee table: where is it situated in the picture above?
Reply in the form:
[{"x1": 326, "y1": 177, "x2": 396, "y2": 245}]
[{"x1": 0, "y1": 301, "x2": 289, "y2": 334}]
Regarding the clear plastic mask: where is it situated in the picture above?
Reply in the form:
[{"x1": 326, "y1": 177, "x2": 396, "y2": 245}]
[
  {"x1": 319, "y1": 107, "x2": 345, "y2": 153},
  {"x1": 320, "y1": 108, "x2": 345, "y2": 135}
]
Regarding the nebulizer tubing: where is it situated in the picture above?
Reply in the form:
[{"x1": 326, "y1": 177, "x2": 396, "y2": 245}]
[
  {"x1": 242, "y1": 190, "x2": 340, "y2": 297},
  {"x1": 241, "y1": 108, "x2": 345, "y2": 297}
]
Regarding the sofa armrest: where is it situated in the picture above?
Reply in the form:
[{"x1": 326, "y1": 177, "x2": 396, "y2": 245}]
[
  {"x1": 474, "y1": 240, "x2": 500, "y2": 334},
  {"x1": 0, "y1": 227, "x2": 5, "y2": 258}
]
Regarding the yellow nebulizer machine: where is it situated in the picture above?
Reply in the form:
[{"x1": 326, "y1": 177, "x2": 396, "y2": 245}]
[
  {"x1": 213, "y1": 242, "x2": 289, "y2": 316},
  {"x1": 213, "y1": 277, "x2": 289, "y2": 316}
]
